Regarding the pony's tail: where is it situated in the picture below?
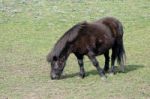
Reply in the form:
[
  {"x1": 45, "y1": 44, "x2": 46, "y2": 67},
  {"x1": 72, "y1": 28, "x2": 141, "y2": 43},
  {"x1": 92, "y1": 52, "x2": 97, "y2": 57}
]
[{"x1": 114, "y1": 23, "x2": 126, "y2": 72}]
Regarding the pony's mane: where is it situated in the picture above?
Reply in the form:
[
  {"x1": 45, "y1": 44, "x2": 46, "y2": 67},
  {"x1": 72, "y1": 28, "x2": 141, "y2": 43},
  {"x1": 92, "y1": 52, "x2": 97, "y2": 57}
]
[{"x1": 47, "y1": 21, "x2": 87, "y2": 62}]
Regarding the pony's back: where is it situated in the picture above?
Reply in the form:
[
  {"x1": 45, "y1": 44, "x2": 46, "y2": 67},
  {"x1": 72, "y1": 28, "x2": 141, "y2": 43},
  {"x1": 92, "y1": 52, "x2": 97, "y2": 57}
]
[{"x1": 95, "y1": 17, "x2": 123, "y2": 37}]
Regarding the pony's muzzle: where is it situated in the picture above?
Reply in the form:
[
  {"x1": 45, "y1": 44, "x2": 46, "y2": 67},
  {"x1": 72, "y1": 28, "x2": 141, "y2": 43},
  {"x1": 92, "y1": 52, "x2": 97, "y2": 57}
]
[{"x1": 51, "y1": 72, "x2": 60, "y2": 80}]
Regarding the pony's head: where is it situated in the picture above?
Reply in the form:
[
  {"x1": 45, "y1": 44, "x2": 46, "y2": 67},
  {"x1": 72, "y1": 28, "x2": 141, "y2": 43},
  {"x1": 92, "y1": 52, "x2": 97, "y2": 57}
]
[{"x1": 47, "y1": 54, "x2": 66, "y2": 80}]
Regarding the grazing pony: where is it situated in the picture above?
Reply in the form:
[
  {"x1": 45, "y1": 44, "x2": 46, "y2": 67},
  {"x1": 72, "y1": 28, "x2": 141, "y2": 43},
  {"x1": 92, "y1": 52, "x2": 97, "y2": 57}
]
[{"x1": 47, "y1": 17, "x2": 126, "y2": 80}]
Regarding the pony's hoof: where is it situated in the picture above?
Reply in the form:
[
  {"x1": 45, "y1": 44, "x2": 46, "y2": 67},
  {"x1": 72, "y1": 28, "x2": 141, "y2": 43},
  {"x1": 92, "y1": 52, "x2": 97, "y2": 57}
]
[
  {"x1": 103, "y1": 67, "x2": 109, "y2": 73},
  {"x1": 109, "y1": 68, "x2": 116, "y2": 75},
  {"x1": 109, "y1": 72, "x2": 114, "y2": 76},
  {"x1": 79, "y1": 73, "x2": 85, "y2": 79},
  {"x1": 101, "y1": 76, "x2": 107, "y2": 81},
  {"x1": 103, "y1": 69, "x2": 109, "y2": 73}
]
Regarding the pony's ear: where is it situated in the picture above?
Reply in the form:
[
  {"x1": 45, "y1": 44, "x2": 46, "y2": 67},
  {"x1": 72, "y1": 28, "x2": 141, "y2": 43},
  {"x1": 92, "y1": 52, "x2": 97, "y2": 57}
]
[{"x1": 47, "y1": 52, "x2": 52, "y2": 62}]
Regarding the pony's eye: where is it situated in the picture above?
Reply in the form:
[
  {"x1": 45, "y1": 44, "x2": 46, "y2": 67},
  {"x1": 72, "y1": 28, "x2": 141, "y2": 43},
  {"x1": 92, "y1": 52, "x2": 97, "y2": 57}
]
[{"x1": 53, "y1": 56, "x2": 57, "y2": 61}]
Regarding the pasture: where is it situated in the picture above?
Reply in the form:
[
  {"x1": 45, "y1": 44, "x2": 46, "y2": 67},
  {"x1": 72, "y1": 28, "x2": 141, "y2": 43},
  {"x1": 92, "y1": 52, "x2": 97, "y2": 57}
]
[{"x1": 0, "y1": 0, "x2": 150, "y2": 99}]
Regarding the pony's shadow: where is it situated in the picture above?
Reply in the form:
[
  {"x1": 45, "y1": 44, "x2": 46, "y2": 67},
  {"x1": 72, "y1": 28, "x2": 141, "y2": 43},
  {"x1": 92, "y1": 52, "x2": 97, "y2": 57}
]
[{"x1": 61, "y1": 64, "x2": 144, "y2": 79}]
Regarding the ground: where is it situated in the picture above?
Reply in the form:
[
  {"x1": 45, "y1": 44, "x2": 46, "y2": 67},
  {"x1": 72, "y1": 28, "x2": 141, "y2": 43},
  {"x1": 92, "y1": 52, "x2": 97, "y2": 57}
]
[{"x1": 0, "y1": 0, "x2": 150, "y2": 99}]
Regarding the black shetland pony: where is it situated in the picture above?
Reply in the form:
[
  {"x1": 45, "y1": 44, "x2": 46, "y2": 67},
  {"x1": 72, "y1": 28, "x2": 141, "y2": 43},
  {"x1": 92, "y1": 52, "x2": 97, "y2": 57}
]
[{"x1": 47, "y1": 17, "x2": 126, "y2": 80}]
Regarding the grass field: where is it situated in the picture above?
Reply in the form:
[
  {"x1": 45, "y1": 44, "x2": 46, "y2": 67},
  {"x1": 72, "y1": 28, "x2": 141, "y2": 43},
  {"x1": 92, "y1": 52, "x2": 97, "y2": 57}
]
[{"x1": 0, "y1": 0, "x2": 150, "y2": 99}]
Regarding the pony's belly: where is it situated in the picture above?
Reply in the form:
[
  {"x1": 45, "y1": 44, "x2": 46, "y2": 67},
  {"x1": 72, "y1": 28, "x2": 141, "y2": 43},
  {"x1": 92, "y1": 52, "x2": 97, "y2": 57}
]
[
  {"x1": 94, "y1": 43, "x2": 113, "y2": 55},
  {"x1": 94, "y1": 48, "x2": 107, "y2": 55},
  {"x1": 73, "y1": 47, "x2": 88, "y2": 55}
]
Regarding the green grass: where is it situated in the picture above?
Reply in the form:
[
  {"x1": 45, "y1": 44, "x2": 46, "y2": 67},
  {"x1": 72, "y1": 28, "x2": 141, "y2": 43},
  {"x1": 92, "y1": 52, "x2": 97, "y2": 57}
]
[{"x1": 0, "y1": 0, "x2": 150, "y2": 99}]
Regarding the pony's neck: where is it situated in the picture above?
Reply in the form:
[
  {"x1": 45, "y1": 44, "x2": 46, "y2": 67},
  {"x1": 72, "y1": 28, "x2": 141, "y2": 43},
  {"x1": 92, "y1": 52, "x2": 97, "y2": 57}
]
[{"x1": 59, "y1": 45, "x2": 72, "y2": 61}]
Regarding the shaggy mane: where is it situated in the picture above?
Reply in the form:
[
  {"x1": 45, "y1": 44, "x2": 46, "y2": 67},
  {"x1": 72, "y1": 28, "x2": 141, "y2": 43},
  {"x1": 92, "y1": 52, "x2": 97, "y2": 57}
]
[{"x1": 47, "y1": 21, "x2": 87, "y2": 62}]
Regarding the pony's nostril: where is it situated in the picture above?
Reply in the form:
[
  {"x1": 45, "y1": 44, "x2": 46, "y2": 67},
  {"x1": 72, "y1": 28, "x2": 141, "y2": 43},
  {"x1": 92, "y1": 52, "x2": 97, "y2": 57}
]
[
  {"x1": 51, "y1": 72, "x2": 60, "y2": 80},
  {"x1": 51, "y1": 76, "x2": 60, "y2": 80},
  {"x1": 51, "y1": 76, "x2": 54, "y2": 80},
  {"x1": 51, "y1": 75, "x2": 57, "y2": 80}
]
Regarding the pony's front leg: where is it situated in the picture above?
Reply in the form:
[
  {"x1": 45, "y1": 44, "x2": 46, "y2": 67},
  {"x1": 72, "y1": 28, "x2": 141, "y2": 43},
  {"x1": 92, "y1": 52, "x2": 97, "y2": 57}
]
[
  {"x1": 77, "y1": 59, "x2": 85, "y2": 78},
  {"x1": 75, "y1": 53, "x2": 85, "y2": 78},
  {"x1": 88, "y1": 52, "x2": 106, "y2": 79}
]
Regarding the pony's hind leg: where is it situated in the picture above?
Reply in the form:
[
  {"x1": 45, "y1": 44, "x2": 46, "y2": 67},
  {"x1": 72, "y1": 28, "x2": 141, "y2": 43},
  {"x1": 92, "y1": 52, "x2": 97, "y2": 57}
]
[
  {"x1": 110, "y1": 48, "x2": 117, "y2": 74},
  {"x1": 75, "y1": 53, "x2": 85, "y2": 78},
  {"x1": 104, "y1": 51, "x2": 110, "y2": 72}
]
